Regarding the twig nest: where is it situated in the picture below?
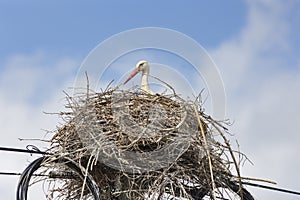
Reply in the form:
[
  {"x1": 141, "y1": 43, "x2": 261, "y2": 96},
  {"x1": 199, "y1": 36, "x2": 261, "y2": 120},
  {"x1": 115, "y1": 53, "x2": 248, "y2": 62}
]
[{"x1": 47, "y1": 88, "x2": 246, "y2": 199}]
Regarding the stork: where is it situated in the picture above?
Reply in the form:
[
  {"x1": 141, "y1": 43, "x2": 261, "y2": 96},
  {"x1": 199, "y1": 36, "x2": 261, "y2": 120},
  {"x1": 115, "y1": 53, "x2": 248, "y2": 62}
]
[{"x1": 123, "y1": 60, "x2": 154, "y2": 95}]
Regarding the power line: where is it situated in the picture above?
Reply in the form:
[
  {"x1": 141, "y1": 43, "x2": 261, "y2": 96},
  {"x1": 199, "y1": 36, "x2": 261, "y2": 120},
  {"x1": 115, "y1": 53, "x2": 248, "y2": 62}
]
[
  {"x1": 1, "y1": 145, "x2": 300, "y2": 197},
  {"x1": 2, "y1": 169, "x2": 299, "y2": 197},
  {"x1": 0, "y1": 145, "x2": 51, "y2": 155},
  {"x1": 240, "y1": 181, "x2": 300, "y2": 196},
  {"x1": 0, "y1": 171, "x2": 77, "y2": 179},
  {"x1": 16, "y1": 156, "x2": 101, "y2": 200},
  {"x1": 0, "y1": 172, "x2": 45, "y2": 177}
]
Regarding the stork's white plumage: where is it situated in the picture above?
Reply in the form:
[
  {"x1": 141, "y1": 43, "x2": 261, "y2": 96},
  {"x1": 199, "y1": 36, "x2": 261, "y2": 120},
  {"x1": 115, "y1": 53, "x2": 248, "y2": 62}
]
[{"x1": 124, "y1": 60, "x2": 154, "y2": 95}]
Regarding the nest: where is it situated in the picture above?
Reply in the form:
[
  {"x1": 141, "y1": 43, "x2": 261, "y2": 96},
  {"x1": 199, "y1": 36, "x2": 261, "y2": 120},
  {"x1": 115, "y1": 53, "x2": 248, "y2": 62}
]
[{"x1": 43, "y1": 86, "x2": 251, "y2": 200}]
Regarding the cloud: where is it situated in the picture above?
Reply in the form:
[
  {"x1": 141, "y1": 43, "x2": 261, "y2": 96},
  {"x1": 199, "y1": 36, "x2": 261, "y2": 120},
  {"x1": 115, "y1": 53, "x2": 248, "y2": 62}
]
[
  {"x1": 0, "y1": 52, "x2": 79, "y2": 199},
  {"x1": 211, "y1": 0, "x2": 300, "y2": 199},
  {"x1": 0, "y1": 52, "x2": 78, "y2": 104}
]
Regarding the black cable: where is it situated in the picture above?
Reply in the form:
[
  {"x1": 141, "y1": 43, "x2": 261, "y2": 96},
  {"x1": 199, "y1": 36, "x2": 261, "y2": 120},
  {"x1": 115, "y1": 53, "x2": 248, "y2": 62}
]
[
  {"x1": 0, "y1": 171, "x2": 78, "y2": 179},
  {"x1": 0, "y1": 146, "x2": 51, "y2": 155},
  {"x1": 57, "y1": 157, "x2": 101, "y2": 199},
  {"x1": 4, "y1": 143, "x2": 298, "y2": 198},
  {"x1": 16, "y1": 156, "x2": 101, "y2": 200},
  {"x1": 239, "y1": 181, "x2": 300, "y2": 196},
  {"x1": 0, "y1": 172, "x2": 22, "y2": 176},
  {"x1": 223, "y1": 180, "x2": 255, "y2": 200},
  {"x1": 0, "y1": 172, "x2": 47, "y2": 177},
  {"x1": 16, "y1": 157, "x2": 45, "y2": 200}
]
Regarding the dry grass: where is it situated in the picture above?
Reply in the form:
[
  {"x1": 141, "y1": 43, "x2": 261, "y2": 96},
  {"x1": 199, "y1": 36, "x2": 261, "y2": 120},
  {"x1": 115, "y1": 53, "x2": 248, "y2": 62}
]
[{"x1": 41, "y1": 86, "x2": 252, "y2": 200}]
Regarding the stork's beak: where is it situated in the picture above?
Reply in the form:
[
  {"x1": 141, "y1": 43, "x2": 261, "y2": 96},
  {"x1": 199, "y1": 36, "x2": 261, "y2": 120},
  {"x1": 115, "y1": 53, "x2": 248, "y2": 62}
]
[{"x1": 123, "y1": 68, "x2": 139, "y2": 85}]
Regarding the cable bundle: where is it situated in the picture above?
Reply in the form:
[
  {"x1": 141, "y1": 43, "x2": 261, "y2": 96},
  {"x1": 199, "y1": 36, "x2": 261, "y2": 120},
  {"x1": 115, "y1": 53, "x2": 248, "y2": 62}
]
[{"x1": 16, "y1": 156, "x2": 101, "y2": 200}]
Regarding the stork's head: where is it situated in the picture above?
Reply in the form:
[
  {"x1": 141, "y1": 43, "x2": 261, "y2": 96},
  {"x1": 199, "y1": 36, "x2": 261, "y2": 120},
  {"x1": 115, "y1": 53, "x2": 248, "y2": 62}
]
[
  {"x1": 135, "y1": 60, "x2": 149, "y2": 74},
  {"x1": 123, "y1": 60, "x2": 150, "y2": 84}
]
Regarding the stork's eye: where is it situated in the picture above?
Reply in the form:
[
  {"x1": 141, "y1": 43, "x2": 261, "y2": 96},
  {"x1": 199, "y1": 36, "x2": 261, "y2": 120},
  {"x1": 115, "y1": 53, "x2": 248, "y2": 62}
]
[{"x1": 139, "y1": 63, "x2": 144, "y2": 67}]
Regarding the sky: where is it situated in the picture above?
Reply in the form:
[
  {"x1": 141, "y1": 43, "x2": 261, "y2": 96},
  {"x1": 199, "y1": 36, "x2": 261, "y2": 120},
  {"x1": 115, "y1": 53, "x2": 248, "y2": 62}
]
[{"x1": 0, "y1": 0, "x2": 300, "y2": 199}]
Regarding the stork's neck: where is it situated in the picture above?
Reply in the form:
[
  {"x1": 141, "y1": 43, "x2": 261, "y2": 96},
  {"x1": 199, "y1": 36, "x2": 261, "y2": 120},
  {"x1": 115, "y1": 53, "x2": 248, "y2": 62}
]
[{"x1": 141, "y1": 72, "x2": 153, "y2": 95}]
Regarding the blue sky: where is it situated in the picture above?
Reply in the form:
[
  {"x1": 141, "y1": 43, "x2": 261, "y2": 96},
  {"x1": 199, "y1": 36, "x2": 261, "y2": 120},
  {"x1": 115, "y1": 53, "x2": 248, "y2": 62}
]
[
  {"x1": 0, "y1": 1, "x2": 300, "y2": 199},
  {"x1": 0, "y1": 1, "x2": 246, "y2": 59}
]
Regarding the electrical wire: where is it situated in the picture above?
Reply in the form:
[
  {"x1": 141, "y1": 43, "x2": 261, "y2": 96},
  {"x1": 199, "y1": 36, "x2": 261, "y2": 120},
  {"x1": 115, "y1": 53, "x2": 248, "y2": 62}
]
[
  {"x1": 0, "y1": 172, "x2": 47, "y2": 177},
  {"x1": 239, "y1": 181, "x2": 300, "y2": 196},
  {"x1": 0, "y1": 171, "x2": 77, "y2": 179},
  {"x1": 16, "y1": 156, "x2": 101, "y2": 200},
  {"x1": 16, "y1": 157, "x2": 45, "y2": 200},
  {"x1": 0, "y1": 146, "x2": 101, "y2": 199},
  {"x1": 2, "y1": 145, "x2": 300, "y2": 198},
  {"x1": 0, "y1": 146, "x2": 51, "y2": 155}
]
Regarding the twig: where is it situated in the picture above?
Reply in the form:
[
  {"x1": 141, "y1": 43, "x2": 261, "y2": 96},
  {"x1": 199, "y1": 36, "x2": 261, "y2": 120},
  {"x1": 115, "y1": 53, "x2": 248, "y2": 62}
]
[
  {"x1": 193, "y1": 104, "x2": 217, "y2": 200},
  {"x1": 232, "y1": 175, "x2": 277, "y2": 185},
  {"x1": 80, "y1": 154, "x2": 93, "y2": 200},
  {"x1": 149, "y1": 75, "x2": 177, "y2": 96},
  {"x1": 85, "y1": 71, "x2": 89, "y2": 100},
  {"x1": 209, "y1": 120, "x2": 244, "y2": 199}
]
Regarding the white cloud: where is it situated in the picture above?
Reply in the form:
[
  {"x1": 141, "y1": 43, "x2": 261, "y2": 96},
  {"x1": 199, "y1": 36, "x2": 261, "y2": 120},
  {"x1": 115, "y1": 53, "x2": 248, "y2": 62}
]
[
  {"x1": 0, "y1": 52, "x2": 79, "y2": 199},
  {"x1": 211, "y1": 0, "x2": 300, "y2": 199}
]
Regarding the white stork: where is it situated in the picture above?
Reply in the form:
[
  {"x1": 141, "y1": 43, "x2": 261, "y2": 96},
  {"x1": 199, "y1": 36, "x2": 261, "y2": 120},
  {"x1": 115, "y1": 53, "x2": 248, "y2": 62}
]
[{"x1": 123, "y1": 60, "x2": 154, "y2": 95}]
